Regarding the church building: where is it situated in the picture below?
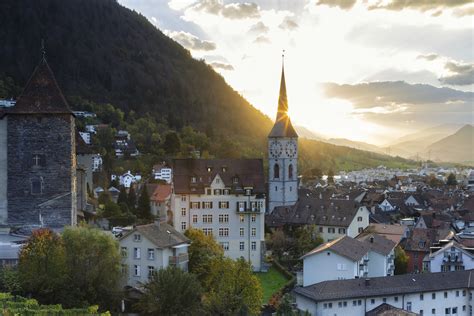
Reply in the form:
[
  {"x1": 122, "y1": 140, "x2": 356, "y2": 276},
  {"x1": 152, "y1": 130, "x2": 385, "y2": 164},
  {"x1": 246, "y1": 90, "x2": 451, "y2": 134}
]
[
  {"x1": 268, "y1": 61, "x2": 299, "y2": 213},
  {"x1": 0, "y1": 57, "x2": 77, "y2": 228}
]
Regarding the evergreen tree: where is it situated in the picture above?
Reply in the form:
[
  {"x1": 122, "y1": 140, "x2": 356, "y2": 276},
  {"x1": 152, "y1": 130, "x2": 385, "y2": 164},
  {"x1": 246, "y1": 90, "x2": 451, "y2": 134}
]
[
  {"x1": 128, "y1": 186, "x2": 137, "y2": 210},
  {"x1": 446, "y1": 173, "x2": 457, "y2": 186},
  {"x1": 137, "y1": 185, "x2": 152, "y2": 221},
  {"x1": 117, "y1": 186, "x2": 128, "y2": 205}
]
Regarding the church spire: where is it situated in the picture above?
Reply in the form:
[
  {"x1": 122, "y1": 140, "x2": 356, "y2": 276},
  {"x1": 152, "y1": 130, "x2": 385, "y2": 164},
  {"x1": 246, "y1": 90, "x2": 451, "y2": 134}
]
[{"x1": 268, "y1": 52, "x2": 298, "y2": 138}]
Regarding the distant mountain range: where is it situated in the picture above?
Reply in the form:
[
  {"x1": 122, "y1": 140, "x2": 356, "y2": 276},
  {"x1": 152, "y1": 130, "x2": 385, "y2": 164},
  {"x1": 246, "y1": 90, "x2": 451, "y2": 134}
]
[{"x1": 297, "y1": 123, "x2": 473, "y2": 165}]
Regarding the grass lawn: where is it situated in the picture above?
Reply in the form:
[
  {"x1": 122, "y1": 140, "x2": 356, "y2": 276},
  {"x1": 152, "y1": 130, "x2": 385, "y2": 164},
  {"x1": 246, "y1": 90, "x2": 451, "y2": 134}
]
[{"x1": 255, "y1": 266, "x2": 290, "y2": 304}]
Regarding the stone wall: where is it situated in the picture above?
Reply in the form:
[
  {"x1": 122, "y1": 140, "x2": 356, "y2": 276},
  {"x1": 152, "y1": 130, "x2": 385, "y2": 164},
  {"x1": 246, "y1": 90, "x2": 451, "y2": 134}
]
[{"x1": 7, "y1": 114, "x2": 77, "y2": 228}]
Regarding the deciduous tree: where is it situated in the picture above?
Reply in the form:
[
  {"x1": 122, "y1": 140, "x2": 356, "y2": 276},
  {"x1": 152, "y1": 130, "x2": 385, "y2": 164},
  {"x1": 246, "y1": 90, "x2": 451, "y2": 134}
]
[{"x1": 394, "y1": 245, "x2": 409, "y2": 275}]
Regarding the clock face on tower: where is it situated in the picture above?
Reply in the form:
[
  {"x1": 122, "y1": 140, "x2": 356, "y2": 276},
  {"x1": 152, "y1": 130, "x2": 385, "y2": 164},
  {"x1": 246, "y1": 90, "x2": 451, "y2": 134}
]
[
  {"x1": 285, "y1": 140, "x2": 297, "y2": 158},
  {"x1": 270, "y1": 140, "x2": 283, "y2": 158}
]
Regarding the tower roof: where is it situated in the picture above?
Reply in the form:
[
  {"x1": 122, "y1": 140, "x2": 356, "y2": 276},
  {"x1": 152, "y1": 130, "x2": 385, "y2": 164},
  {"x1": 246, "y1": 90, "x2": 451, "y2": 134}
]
[
  {"x1": 268, "y1": 62, "x2": 298, "y2": 138},
  {"x1": 9, "y1": 58, "x2": 72, "y2": 115}
]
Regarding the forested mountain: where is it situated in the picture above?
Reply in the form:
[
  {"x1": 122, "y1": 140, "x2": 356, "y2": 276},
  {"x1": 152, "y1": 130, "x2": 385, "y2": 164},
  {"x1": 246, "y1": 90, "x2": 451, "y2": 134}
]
[{"x1": 0, "y1": 0, "x2": 417, "y2": 172}]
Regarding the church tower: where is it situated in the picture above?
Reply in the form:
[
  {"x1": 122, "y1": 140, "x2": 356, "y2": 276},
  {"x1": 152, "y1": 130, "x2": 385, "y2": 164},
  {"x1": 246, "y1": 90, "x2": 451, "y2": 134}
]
[{"x1": 268, "y1": 58, "x2": 298, "y2": 213}]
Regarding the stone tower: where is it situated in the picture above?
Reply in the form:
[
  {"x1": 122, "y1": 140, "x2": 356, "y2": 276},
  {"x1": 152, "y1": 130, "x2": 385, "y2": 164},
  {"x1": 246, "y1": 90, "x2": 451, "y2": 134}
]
[
  {"x1": 268, "y1": 61, "x2": 298, "y2": 213},
  {"x1": 6, "y1": 57, "x2": 77, "y2": 228}
]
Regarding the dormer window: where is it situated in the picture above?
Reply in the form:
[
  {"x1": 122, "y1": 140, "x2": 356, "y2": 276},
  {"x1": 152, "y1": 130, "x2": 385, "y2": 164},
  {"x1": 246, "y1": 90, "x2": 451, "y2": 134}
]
[
  {"x1": 233, "y1": 176, "x2": 239, "y2": 184},
  {"x1": 32, "y1": 154, "x2": 45, "y2": 167},
  {"x1": 245, "y1": 189, "x2": 252, "y2": 196},
  {"x1": 222, "y1": 167, "x2": 227, "y2": 173},
  {"x1": 134, "y1": 234, "x2": 141, "y2": 242},
  {"x1": 191, "y1": 176, "x2": 197, "y2": 183},
  {"x1": 207, "y1": 167, "x2": 212, "y2": 172}
]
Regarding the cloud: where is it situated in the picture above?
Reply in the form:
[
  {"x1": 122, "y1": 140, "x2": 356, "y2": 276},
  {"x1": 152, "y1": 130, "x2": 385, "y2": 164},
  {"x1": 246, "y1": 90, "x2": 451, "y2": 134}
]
[
  {"x1": 279, "y1": 16, "x2": 299, "y2": 31},
  {"x1": 454, "y1": 6, "x2": 474, "y2": 16},
  {"x1": 322, "y1": 81, "x2": 473, "y2": 109},
  {"x1": 440, "y1": 61, "x2": 474, "y2": 86},
  {"x1": 417, "y1": 53, "x2": 439, "y2": 61},
  {"x1": 248, "y1": 21, "x2": 269, "y2": 34},
  {"x1": 166, "y1": 31, "x2": 216, "y2": 51},
  {"x1": 316, "y1": 0, "x2": 357, "y2": 10},
  {"x1": 210, "y1": 62, "x2": 234, "y2": 71},
  {"x1": 253, "y1": 35, "x2": 271, "y2": 44},
  {"x1": 322, "y1": 81, "x2": 474, "y2": 128},
  {"x1": 368, "y1": 0, "x2": 472, "y2": 12},
  {"x1": 190, "y1": 0, "x2": 260, "y2": 19}
]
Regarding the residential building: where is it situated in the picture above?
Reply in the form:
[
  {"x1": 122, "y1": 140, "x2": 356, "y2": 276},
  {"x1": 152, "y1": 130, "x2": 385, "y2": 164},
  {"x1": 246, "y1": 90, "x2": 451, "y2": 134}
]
[
  {"x1": 424, "y1": 240, "x2": 474, "y2": 272},
  {"x1": 171, "y1": 159, "x2": 266, "y2": 271},
  {"x1": 301, "y1": 236, "x2": 370, "y2": 286},
  {"x1": 293, "y1": 269, "x2": 474, "y2": 316},
  {"x1": 147, "y1": 183, "x2": 172, "y2": 221},
  {"x1": 357, "y1": 233, "x2": 396, "y2": 277},
  {"x1": 267, "y1": 196, "x2": 370, "y2": 242},
  {"x1": 111, "y1": 171, "x2": 141, "y2": 188},
  {"x1": 92, "y1": 154, "x2": 103, "y2": 172},
  {"x1": 114, "y1": 130, "x2": 139, "y2": 158},
  {"x1": 152, "y1": 163, "x2": 172, "y2": 183},
  {"x1": 79, "y1": 131, "x2": 91, "y2": 145},
  {"x1": 119, "y1": 221, "x2": 189, "y2": 287},
  {"x1": 268, "y1": 62, "x2": 298, "y2": 213}
]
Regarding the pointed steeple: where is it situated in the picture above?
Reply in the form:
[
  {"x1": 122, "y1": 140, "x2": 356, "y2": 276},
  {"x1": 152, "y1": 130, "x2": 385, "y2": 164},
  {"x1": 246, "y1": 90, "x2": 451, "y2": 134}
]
[
  {"x1": 10, "y1": 48, "x2": 72, "y2": 115},
  {"x1": 268, "y1": 55, "x2": 298, "y2": 138}
]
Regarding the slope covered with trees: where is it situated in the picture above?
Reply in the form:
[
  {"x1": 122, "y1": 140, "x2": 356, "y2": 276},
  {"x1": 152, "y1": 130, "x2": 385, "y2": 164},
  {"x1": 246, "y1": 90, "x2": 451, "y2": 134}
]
[{"x1": 0, "y1": 0, "x2": 416, "y2": 172}]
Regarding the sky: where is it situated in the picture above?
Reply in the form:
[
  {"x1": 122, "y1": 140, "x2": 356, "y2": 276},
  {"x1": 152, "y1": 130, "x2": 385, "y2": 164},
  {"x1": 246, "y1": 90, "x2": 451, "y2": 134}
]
[{"x1": 119, "y1": 0, "x2": 473, "y2": 145}]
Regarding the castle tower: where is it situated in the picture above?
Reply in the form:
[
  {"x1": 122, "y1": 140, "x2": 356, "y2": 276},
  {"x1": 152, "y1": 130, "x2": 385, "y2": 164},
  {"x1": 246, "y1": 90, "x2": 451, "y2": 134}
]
[
  {"x1": 268, "y1": 58, "x2": 298, "y2": 213},
  {"x1": 6, "y1": 57, "x2": 77, "y2": 228}
]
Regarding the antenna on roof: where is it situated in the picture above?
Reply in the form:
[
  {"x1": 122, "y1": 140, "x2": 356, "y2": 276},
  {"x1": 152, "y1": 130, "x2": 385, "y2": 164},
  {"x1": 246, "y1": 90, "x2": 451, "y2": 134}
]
[
  {"x1": 40, "y1": 39, "x2": 46, "y2": 62},
  {"x1": 282, "y1": 49, "x2": 285, "y2": 68}
]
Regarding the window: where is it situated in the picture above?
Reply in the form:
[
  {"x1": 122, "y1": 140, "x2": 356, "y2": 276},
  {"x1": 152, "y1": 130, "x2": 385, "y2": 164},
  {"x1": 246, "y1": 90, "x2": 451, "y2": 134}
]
[
  {"x1": 323, "y1": 303, "x2": 328, "y2": 309},
  {"x1": 214, "y1": 189, "x2": 222, "y2": 195},
  {"x1": 206, "y1": 188, "x2": 212, "y2": 195},
  {"x1": 221, "y1": 242, "x2": 229, "y2": 251},
  {"x1": 328, "y1": 303, "x2": 332, "y2": 308},
  {"x1": 203, "y1": 214, "x2": 213, "y2": 223},
  {"x1": 181, "y1": 195, "x2": 186, "y2": 202},
  {"x1": 275, "y1": 186, "x2": 278, "y2": 191},
  {"x1": 274, "y1": 164, "x2": 280, "y2": 179},
  {"x1": 452, "y1": 307, "x2": 457, "y2": 314},
  {"x1": 251, "y1": 227, "x2": 256, "y2": 237},
  {"x1": 219, "y1": 201, "x2": 229, "y2": 209},
  {"x1": 445, "y1": 307, "x2": 451, "y2": 314},
  {"x1": 383, "y1": 298, "x2": 387, "y2": 303},
  {"x1": 121, "y1": 264, "x2": 128, "y2": 275},
  {"x1": 431, "y1": 308, "x2": 435, "y2": 314},
  {"x1": 358, "y1": 300, "x2": 362, "y2": 306},
  {"x1": 240, "y1": 228, "x2": 245, "y2": 237},
  {"x1": 203, "y1": 228, "x2": 213, "y2": 236},
  {"x1": 219, "y1": 228, "x2": 229, "y2": 237},
  {"x1": 251, "y1": 214, "x2": 256, "y2": 222},
  {"x1": 288, "y1": 164, "x2": 293, "y2": 179},
  {"x1": 240, "y1": 242, "x2": 245, "y2": 251},
  {"x1": 203, "y1": 202, "x2": 213, "y2": 209},
  {"x1": 134, "y1": 265, "x2": 141, "y2": 277},
  {"x1": 233, "y1": 176, "x2": 239, "y2": 184},
  {"x1": 237, "y1": 201, "x2": 246, "y2": 212},
  {"x1": 223, "y1": 189, "x2": 230, "y2": 195},
  {"x1": 343, "y1": 301, "x2": 347, "y2": 307},
  {"x1": 463, "y1": 290, "x2": 466, "y2": 296},
  {"x1": 134, "y1": 234, "x2": 141, "y2": 242},
  {"x1": 148, "y1": 266, "x2": 155, "y2": 279},
  {"x1": 191, "y1": 176, "x2": 197, "y2": 183},
  {"x1": 245, "y1": 189, "x2": 252, "y2": 196},
  {"x1": 358, "y1": 227, "x2": 363, "y2": 233},
  {"x1": 251, "y1": 241, "x2": 257, "y2": 251},
  {"x1": 121, "y1": 247, "x2": 127, "y2": 258},
  {"x1": 353, "y1": 300, "x2": 357, "y2": 306},
  {"x1": 192, "y1": 214, "x2": 198, "y2": 223},
  {"x1": 319, "y1": 227, "x2": 323, "y2": 233},
  {"x1": 328, "y1": 227, "x2": 335, "y2": 233},
  {"x1": 190, "y1": 202, "x2": 200, "y2": 209},
  {"x1": 394, "y1": 297, "x2": 398, "y2": 302},
  {"x1": 338, "y1": 302, "x2": 342, "y2": 308},
  {"x1": 338, "y1": 228, "x2": 346, "y2": 234},
  {"x1": 420, "y1": 294, "x2": 424, "y2": 300},
  {"x1": 181, "y1": 222, "x2": 187, "y2": 230},
  {"x1": 181, "y1": 208, "x2": 186, "y2": 217},
  {"x1": 357, "y1": 216, "x2": 363, "y2": 222},
  {"x1": 420, "y1": 310, "x2": 423, "y2": 315},
  {"x1": 31, "y1": 179, "x2": 43, "y2": 195},
  {"x1": 432, "y1": 293, "x2": 436, "y2": 299},
  {"x1": 444, "y1": 291, "x2": 448, "y2": 298},
  {"x1": 463, "y1": 305, "x2": 466, "y2": 311},
  {"x1": 219, "y1": 214, "x2": 229, "y2": 223},
  {"x1": 240, "y1": 214, "x2": 245, "y2": 223},
  {"x1": 406, "y1": 302, "x2": 412, "y2": 311},
  {"x1": 134, "y1": 248, "x2": 141, "y2": 259},
  {"x1": 371, "y1": 299, "x2": 375, "y2": 304},
  {"x1": 147, "y1": 248, "x2": 154, "y2": 260}
]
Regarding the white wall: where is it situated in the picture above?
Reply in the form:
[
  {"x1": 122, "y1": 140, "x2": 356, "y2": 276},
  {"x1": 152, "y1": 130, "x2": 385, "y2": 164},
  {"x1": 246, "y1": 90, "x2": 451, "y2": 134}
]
[
  {"x1": 347, "y1": 206, "x2": 370, "y2": 238},
  {"x1": 366, "y1": 250, "x2": 392, "y2": 277},
  {"x1": 303, "y1": 251, "x2": 357, "y2": 286},
  {"x1": 295, "y1": 288, "x2": 472, "y2": 316},
  {"x1": 0, "y1": 117, "x2": 7, "y2": 225}
]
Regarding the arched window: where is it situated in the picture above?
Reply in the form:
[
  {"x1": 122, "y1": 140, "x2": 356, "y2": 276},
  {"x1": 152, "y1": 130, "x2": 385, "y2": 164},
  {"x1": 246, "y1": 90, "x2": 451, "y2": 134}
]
[
  {"x1": 288, "y1": 164, "x2": 294, "y2": 179},
  {"x1": 274, "y1": 163, "x2": 280, "y2": 179}
]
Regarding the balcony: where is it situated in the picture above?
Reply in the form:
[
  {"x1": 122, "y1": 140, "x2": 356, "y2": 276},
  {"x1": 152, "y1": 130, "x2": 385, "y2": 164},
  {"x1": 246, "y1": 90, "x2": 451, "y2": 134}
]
[
  {"x1": 169, "y1": 253, "x2": 189, "y2": 265},
  {"x1": 236, "y1": 207, "x2": 262, "y2": 214}
]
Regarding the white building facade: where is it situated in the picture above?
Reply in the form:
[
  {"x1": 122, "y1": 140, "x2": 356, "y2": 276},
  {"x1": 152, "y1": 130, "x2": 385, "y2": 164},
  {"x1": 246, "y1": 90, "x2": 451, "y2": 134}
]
[{"x1": 171, "y1": 159, "x2": 266, "y2": 271}]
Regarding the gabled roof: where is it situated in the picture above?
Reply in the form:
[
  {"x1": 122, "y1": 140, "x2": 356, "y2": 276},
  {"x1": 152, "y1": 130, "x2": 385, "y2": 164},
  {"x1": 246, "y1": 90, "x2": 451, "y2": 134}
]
[
  {"x1": 357, "y1": 233, "x2": 396, "y2": 256},
  {"x1": 149, "y1": 184, "x2": 172, "y2": 202},
  {"x1": 172, "y1": 159, "x2": 265, "y2": 195},
  {"x1": 302, "y1": 236, "x2": 370, "y2": 262},
  {"x1": 9, "y1": 59, "x2": 72, "y2": 115},
  {"x1": 120, "y1": 222, "x2": 189, "y2": 249},
  {"x1": 402, "y1": 228, "x2": 453, "y2": 252},
  {"x1": 293, "y1": 269, "x2": 474, "y2": 302}
]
